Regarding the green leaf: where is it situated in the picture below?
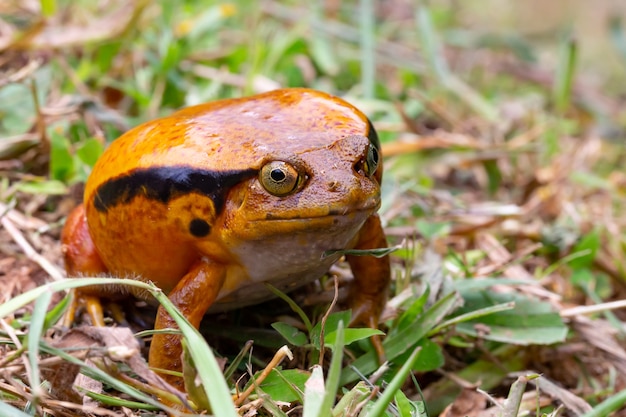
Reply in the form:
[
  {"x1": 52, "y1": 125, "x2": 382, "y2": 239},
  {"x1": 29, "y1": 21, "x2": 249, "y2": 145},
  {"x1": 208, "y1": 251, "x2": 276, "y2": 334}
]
[
  {"x1": 393, "y1": 286, "x2": 429, "y2": 334},
  {"x1": 455, "y1": 291, "x2": 567, "y2": 345},
  {"x1": 76, "y1": 138, "x2": 104, "y2": 167},
  {"x1": 358, "y1": 0, "x2": 376, "y2": 98},
  {"x1": 272, "y1": 322, "x2": 309, "y2": 346},
  {"x1": 310, "y1": 310, "x2": 351, "y2": 350},
  {"x1": 400, "y1": 338, "x2": 444, "y2": 373},
  {"x1": 416, "y1": 220, "x2": 451, "y2": 239},
  {"x1": 332, "y1": 382, "x2": 370, "y2": 415},
  {"x1": 568, "y1": 229, "x2": 600, "y2": 269},
  {"x1": 49, "y1": 130, "x2": 75, "y2": 182},
  {"x1": 394, "y1": 389, "x2": 426, "y2": 417},
  {"x1": 40, "y1": 0, "x2": 57, "y2": 16},
  {"x1": 324, "y1": 328, "x2": 384, "y2": 349},
  {"x1": 0, "y1": 278, "x2": 232, "y2": 414},
  {"x1": 483, "y1": 159, "x2": 502, "y2": 196},
  {"x1": 570, "y1": 268, "x2": 595, "y2": 290},
  {"x1": 260, "y1": 369, "x2": 308, "y2": 403},
  {"x1": 0, "y1": 83, "x2": 35, "y2": 133},
  {"x1": 308, "y1": 35, "x2": 339, "y2": 77},
  {"x1": 395, "y1": 389, "x2": 413, "y2": 417},
  {"x1": 160, "y1": 32, "x2": 182, "y2": 72}
]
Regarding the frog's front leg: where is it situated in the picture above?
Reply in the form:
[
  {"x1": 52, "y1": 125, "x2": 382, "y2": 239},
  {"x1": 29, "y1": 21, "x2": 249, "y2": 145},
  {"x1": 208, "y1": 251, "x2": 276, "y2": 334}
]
[
  {"x1": 61, "y1": 204, "x2": 109, "y2": 327},
  {"x1": 149, "y1": 259, "x2": 227, "y2": 390},
  {"x1": 346, "y1": 214, "x2": 390, "y2": 360}
]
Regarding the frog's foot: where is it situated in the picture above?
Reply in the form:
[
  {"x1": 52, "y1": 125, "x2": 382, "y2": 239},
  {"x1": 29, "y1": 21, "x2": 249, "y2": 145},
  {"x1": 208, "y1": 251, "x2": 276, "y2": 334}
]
[
  {"x1": 349, "y1": 296, "x2": 386, "y2": 364},
  {"x1": 62, "y1": 290, "x2": 106, "y2": 328}
]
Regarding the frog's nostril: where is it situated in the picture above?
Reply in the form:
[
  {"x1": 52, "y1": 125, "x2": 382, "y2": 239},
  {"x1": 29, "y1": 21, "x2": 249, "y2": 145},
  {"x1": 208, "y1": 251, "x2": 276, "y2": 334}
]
[{"x1": 327, "y1": 180, "x2": 340, "y2": 191}]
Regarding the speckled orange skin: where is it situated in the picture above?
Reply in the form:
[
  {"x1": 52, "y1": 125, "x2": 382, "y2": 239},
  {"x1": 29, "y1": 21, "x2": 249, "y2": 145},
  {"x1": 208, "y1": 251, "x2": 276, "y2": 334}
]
[{"x1": 61, "y1": 88, "x2": 390, "y2": 390}]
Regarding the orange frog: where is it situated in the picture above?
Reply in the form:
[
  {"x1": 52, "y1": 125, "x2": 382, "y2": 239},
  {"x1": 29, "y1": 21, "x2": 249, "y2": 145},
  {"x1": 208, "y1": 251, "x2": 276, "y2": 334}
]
[{"x1": 61, "y1": 88, "x2": 390, "y2": 389}]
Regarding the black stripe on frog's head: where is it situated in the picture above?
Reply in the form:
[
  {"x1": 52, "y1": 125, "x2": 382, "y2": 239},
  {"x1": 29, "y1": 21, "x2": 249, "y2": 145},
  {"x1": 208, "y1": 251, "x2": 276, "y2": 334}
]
[{"x1": 92, "y1": 166, "x2": 257, "y2": 215}]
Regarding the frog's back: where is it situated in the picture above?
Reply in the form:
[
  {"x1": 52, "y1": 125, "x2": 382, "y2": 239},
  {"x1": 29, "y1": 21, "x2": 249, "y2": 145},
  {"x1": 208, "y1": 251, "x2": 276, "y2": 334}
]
[{"x1": 84, "y1": 88, "x2": 373, "y2": 202}]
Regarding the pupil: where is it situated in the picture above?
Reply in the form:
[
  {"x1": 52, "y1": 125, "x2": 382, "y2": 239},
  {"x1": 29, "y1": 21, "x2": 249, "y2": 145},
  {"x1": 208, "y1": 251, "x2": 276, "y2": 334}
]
[{"x1": 271, "y1": 169, "x2": 286, "y2": 182}]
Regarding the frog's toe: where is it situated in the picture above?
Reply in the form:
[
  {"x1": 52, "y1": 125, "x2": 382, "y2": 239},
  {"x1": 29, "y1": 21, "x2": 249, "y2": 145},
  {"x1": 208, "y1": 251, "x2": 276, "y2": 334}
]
[
  {"x1": 63, "y1": 290, "x2": 106, "y2": 328},
  {"x1": 349, "y1": 296, "x2": 386, "y2": 363}
]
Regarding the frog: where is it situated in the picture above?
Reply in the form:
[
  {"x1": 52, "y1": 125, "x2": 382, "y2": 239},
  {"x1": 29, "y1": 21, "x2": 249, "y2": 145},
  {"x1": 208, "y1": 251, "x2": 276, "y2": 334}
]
[{"x1": 61, "y1": 88, "x2": 390, "y2": 390}]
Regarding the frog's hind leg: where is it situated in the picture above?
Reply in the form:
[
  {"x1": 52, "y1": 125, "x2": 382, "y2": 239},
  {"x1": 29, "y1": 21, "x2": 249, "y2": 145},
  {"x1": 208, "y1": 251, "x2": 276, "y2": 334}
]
[{"x1": 61, "y1": 204, "x2": 109, "y2": 327}]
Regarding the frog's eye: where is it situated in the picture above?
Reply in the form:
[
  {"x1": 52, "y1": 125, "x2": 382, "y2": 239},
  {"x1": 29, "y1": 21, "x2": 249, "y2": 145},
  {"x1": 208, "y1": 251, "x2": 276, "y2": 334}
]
[
  {"x1": 259, "y1": 161, "x2": 301, "y2": 196},
  {"x1": 362, "y1": 144, "x2": 380, "y2": 177}
]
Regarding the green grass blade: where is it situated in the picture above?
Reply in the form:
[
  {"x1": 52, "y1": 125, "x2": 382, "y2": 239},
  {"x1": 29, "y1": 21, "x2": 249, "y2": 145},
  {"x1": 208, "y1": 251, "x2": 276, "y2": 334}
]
[
  {"x1": 365, "y1": 346, "x2": 422, "y2": 417},
  {"x1": 0, "y1": 401, "x2": 32, "y2": 417},
  {"x1": 502, "y1": 374, "x2": 529, "y2": 417},
  {"x1": 266, "y1": 283, "x2": 313, "y2": 333},
  {"x1": 580, "y1": 389, "x2": 626, "y2": 417},
  {"x1": 416, "y1": 6, "x2": 449, "y2": 81},
  {"x1": 85, "y1": 391, "x2": 160, "y2": 410},
  {"x1": 151, "y1": 290, "x2": 238, "y2": 417},
  {"x1": 324, "y1": 245, "x2": 400, "y2": 258},
  {"x1": 359, "y1": 0, "x2": 376, "y2": 98},
  {"x1": 609, "y1": 16, "x2": 626, "y2": 61},
  {"x1": 319, "y1": 321, "x2": 345, "y2": 414},
  {"x1": 553, "y1": 36, "x2": 578, "y2": 113},
  {"x1": 0, "y1": 278, "x2": 156, "y2": 320},
  {"x1": 26, "y1": 288, "x2": 52, "y2": 403},
  {"x1": 415, "y1": 6, "x2": 498, "y2": 121},
  {"x1": 428, "y1": 301, "x2": 515, "y2": 335},
  {"x1": 223, "y1": 340, "x2": 254, "y2": 380},
  {"x1": 303, "y1": 365, "x2": 325, "y2": 417},
  {"x1": 43, "y1": 292, "x2": 71, "y2": 329}
]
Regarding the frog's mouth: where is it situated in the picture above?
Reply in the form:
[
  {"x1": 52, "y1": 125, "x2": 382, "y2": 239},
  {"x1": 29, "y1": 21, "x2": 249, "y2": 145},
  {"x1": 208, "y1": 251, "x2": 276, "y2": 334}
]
[{"x1": 261, "y1": 198, "x2": 380, "y2": 221}]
